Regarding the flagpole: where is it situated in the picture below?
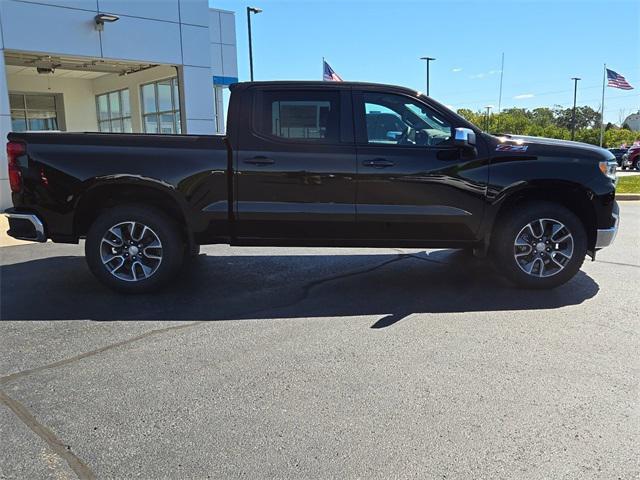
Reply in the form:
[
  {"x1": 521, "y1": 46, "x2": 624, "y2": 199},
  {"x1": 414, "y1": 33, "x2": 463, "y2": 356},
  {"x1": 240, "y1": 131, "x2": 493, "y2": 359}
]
[
  {"x1": 497, "y1": 52, "x2": 505, "y2": 131},
  {"x1": 599, "y1": 63, "x2": 606, "y2": 147}
]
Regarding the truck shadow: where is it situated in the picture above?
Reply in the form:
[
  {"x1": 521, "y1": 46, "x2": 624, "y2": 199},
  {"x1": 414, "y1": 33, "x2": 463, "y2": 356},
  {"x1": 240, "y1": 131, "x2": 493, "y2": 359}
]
[{"x1": 0, "y1": 249, "x2": 599, "y2": 327}]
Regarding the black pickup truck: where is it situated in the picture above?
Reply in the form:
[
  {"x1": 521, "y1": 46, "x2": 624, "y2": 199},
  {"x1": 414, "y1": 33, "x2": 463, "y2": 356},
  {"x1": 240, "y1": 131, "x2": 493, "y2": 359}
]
[{"x1": 5, "y1": 81, "x2": 619, "y2": 293}]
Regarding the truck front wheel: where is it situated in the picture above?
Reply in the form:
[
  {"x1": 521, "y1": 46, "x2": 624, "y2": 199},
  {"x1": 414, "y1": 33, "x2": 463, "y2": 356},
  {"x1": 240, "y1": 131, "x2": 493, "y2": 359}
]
[
  {"x1": 85, "y1": 205, "x2": 184, "y2": 293},
  {"x1": 492, "y1": 202, "x2": 587, "y2": 289}
]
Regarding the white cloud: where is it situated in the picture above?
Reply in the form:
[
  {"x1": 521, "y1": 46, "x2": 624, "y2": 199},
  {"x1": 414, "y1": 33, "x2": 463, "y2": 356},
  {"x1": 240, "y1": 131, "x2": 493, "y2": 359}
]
[
  {"x1": 471, "y1": 69, "x2": 502, "y2": 79},
  {"x1": 451, "y1": 67, "x2": 463, "y2": 73},
  {"x1": 514, "y1": 93, "x2": 535, "y2": 99}
]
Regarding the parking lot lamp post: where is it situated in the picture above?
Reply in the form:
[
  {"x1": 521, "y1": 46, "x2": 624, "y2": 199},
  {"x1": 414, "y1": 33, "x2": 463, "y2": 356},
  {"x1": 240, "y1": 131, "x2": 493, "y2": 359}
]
[
  {"x1": 570, "y1": 77, "x2": 581, "y2": 141},
  {"x1": 247, "y1": 6, "x2": 262, "y2": 81},
  {"x1": 420, "y1": 57, "x2": 436, "y2": 96},
  {"x1": 484, "y1": 105, "x2": 493, "y2": 131}
]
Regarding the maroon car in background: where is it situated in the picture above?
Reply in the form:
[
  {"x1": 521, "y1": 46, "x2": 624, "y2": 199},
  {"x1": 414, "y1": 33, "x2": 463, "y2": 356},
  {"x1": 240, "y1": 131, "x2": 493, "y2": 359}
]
[{"x1": 621, "y1": 144, "x2": 640, "y2": 170}]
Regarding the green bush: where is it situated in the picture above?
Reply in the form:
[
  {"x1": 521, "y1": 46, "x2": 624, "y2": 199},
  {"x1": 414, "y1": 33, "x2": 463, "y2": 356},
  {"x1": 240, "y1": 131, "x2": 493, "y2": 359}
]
[{"x1": 456, "y1": 106, "x2": 640, "y2": 148}]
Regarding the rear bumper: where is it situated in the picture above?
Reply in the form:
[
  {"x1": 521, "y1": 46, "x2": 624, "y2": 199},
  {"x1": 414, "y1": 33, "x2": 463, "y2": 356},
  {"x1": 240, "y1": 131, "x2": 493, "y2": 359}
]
[
  {"x1": 4, "y1": 209, "x2": 46, "y2": 242},
  {"x1": 595, "y1": 201, "x2": 619, "y2": 249}
]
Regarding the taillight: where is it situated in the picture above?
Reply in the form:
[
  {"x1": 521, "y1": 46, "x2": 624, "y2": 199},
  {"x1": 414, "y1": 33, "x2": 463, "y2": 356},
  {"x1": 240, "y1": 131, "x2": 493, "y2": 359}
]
[{"x1": 7, "y1": 141, "x2": 26, "y2": 193}]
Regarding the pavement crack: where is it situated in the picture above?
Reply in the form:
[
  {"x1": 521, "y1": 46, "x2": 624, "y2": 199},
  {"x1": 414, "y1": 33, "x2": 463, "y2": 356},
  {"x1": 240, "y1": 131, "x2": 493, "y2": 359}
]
[
  {"x1": 595, "y1": 260, "x2": 640, "y2": 269},
  {"x1": 0, "y1": 256, "x2": 410, "y2": 385},
  {"x1": 0, "y1": 257, "x2": 408, "y2": 385},
  {"x1": 0, "y1": 389, "x2": 95, "y2": 480},
  {"x1": 242, "y1": 254, "x2": 412, "y2": 317},
  {"x1": 0, "y1": 321, "x2": 204, "y2": 386},
  {"x1": 0, "y1": 253, "x2": 438, "y2": 386}
]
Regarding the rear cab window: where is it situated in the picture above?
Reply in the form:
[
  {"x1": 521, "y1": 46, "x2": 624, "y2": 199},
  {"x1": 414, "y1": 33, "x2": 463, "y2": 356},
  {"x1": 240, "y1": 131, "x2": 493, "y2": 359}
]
[
  {"x1": 254, "y1": 90, "x2": 341, "y2": 143},
  {"x1": 247, "y1": 87, "x2": 355, "y2": 146}
]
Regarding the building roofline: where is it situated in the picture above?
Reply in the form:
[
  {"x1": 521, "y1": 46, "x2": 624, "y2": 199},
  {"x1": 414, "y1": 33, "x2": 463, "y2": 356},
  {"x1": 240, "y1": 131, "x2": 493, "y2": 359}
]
[{"x1": 209, "y1": 7, "x2": 235, "y2": 14}]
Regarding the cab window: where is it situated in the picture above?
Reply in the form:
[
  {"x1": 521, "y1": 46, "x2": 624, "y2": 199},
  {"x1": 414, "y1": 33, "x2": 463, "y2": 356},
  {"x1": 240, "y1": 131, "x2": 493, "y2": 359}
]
[
  {"x1": 362, "y1": 92, "x2": 452, "y2": 147},
  {"x1": 255, "y1": 90, "x2": 340, "y2": 143}
]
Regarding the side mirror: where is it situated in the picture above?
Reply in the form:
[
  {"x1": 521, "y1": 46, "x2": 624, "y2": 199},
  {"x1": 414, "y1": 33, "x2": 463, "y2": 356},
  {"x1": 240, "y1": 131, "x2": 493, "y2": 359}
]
[{"x1": 453, "y1": 127, "x2": 476, "y2": 148}]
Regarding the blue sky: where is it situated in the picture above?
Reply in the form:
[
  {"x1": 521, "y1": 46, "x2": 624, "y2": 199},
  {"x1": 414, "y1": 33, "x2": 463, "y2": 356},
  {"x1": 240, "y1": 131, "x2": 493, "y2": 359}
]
[{"x1": 210, "y1": 0, "x2": 639, "y2": 124}]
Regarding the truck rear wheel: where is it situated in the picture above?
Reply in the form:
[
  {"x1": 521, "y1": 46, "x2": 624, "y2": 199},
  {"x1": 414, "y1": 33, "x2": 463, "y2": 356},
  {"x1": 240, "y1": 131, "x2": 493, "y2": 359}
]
[
  {"x1": 85, "y1": 205, "x2": 184, "y2": 293},
  {"x1": 492, "y1": 202, "x2": 587, "y2": 289}
]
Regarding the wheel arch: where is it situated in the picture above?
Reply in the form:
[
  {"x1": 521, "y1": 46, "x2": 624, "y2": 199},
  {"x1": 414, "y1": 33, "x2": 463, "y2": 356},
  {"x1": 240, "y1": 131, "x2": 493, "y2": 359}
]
[
  {"x1": 74, "y1": 179, "x2": 191, "y2": 244},
  {"x1": 487, "y1": 180, "x2": 598, "y2": 250}
]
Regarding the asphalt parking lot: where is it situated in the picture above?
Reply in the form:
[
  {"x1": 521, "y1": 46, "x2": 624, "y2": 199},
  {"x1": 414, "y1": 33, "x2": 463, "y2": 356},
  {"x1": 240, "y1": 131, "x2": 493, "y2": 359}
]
[{"x1": 1, "y1": 203, "x2": 638, "y2": 480}]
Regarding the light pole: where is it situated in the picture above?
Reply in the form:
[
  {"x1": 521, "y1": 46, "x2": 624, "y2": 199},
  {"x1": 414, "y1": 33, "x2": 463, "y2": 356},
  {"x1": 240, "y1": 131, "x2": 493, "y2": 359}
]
[
  {"x1": 570, "y1": 77, "x2": 581, "y2": 141},
  {"x1": 247, "y1": 6, "x2": 262, "y2": 81},
  {"x1": 420, "y1": 57, "x2": 436, "y2": 96},
  {"x1": 484, "y1": 105, "x2": 493, "y2": 131}
]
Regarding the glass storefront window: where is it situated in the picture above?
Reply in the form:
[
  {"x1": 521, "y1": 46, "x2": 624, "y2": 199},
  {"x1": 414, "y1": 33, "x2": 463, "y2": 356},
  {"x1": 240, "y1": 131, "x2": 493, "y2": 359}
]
[
  {"x1": 9, "y1": 93, "x2": 59, "y2": 132},
  {"x1": 95, "y1": 89, "x2": 132, "y2": 133},
  {"x1": 141, "y1": 77, "x2": 181, "y2": 134},
  {"x1": 142, "y1": 84, "x2": 156, "y2": 114}
]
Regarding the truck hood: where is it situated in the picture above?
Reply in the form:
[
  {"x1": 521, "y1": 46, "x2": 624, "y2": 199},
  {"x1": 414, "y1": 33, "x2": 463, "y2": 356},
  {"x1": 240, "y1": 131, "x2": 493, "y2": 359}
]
[{"x1": 492, "y1": 134, "x2": 615, "y2": 162}]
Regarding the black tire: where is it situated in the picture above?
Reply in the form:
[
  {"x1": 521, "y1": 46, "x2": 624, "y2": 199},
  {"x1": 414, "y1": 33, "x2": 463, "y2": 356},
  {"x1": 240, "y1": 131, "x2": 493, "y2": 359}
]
[
  {"x1": 85, "y1": 205, "x2": 184, "y2": 293},
  {"x1": 491, "y1": 202, "x2": 587, "y2": 289}
]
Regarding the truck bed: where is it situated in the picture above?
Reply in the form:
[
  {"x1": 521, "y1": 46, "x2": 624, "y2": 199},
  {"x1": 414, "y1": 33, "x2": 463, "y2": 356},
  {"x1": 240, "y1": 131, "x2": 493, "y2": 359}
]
[{"x1": 7, "y1": 131, "x2": 231, "y2": 242}]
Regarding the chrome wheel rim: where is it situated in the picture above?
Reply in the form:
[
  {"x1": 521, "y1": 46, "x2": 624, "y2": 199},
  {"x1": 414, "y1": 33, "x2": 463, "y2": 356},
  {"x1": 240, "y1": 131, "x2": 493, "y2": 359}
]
[
  {"x1": 100, "y1": 221, "x2": 163, "y2": 282},
  {"x1": 513, "y1": 218, "x2": 574, "y2": 278}
]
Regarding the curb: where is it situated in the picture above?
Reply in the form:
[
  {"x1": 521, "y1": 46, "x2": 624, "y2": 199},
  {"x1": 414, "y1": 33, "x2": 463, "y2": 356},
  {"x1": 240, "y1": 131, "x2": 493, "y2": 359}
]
[{"x1": 617, "y1": 194, "x2": 640, "y2": 201}]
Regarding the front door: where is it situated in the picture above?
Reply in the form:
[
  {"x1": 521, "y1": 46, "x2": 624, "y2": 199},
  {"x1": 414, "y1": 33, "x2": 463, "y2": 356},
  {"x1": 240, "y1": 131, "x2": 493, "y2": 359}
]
[
  {"x1": 353, "y1": 90, "x2": 487, "y2": 242},
  {"x1": 234, "y1": 87, "x2": 357, "y2": 241}
]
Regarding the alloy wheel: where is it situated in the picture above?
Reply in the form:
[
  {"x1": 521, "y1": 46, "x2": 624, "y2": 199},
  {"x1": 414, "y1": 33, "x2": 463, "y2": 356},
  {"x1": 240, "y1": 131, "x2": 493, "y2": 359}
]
[
  {"x1": 100, "y1": 221, "x2": 163, "y2": 282},
  {"x1": 513, "y1": 218, "x2": 574, "y2": 278}
]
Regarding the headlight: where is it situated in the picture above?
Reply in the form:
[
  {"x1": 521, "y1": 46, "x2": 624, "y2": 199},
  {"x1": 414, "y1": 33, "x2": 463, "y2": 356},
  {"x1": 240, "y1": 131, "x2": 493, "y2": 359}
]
[{"x1": 599, "y1": 160, "x2": 617, "y2": 182}]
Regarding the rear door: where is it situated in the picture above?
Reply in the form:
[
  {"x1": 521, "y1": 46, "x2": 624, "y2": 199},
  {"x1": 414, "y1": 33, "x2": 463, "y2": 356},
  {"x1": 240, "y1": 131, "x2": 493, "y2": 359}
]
[
  {"x1": 234, "y1": 86, "x2": 357, "y2": 240},
  {"x1": 353, "y1": 89, "x2": 487, "y2": 242}
]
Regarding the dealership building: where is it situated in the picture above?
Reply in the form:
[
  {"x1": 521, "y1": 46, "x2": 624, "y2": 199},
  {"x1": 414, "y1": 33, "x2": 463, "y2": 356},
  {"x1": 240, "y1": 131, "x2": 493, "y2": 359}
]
[{"x1": 0, "y1": 0, "x2": 238, "y2": 208}]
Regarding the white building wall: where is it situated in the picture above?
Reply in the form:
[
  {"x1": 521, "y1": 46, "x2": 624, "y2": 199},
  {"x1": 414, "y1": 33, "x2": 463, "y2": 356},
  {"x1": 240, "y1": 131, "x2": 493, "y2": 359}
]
[
  {"x1": 0, "y1": 1, "x2": 102, "y2": 57},
  {"x1": 0, "y1": 0, "x2": 238, "y2": 209},
  {"x1": 623, "y1": 113, "x2": 640, "y2": 132}
]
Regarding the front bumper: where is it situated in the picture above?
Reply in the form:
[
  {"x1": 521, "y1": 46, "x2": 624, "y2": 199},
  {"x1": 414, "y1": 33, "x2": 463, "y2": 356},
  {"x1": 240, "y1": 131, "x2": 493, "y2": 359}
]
[
  {"x1": 595, "y1": 202, "x2": 619, "y2": 249},
  {"x1": 4, "y1": 209, "x2": 46, "y2": 242}
]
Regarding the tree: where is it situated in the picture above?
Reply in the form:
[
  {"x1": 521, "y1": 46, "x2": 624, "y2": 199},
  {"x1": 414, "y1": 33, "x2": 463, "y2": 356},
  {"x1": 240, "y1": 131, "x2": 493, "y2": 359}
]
[
  {"x1": 604, "y1": 128, "x2": 640, "y2": 148},
  {"x1": 531, "y1": 107, "x2": 554, "y2": 126},
  {"x1": 454, "y1": 104, "x2": 632, "y2": 147},
  {"x1": 456, "y1": 108, "x2": 483, "y2": 126},
  {"x1": 553, "y1": 105, "x2": 600, "y2": 130}
]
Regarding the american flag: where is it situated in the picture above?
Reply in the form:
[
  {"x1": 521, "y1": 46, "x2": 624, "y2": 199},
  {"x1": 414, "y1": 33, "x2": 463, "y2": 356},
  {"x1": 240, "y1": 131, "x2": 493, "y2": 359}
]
[
  {"x1": 607, "y1": 68, "x2": 634, "y2": 90},
  {"x1": 323, "y1": 60, "x2": 343, "y2": 82}
]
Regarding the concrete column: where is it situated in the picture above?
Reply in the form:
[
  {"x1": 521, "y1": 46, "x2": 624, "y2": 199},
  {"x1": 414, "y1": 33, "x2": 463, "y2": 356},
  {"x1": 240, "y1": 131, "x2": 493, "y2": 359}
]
[
  {"x1": 214, "y1": 85, "x2": 224, "y2": 133},
  {"x1": 180, "y1": 65, "x2": 216, "y2": 135},
  {"x1": 0, "y1": 49, "x2": 12, "y2": 209}
]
